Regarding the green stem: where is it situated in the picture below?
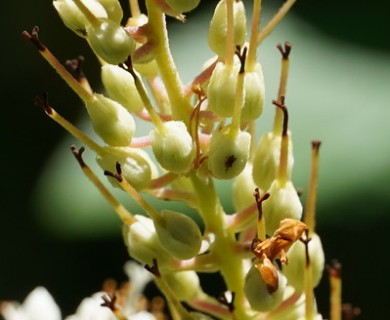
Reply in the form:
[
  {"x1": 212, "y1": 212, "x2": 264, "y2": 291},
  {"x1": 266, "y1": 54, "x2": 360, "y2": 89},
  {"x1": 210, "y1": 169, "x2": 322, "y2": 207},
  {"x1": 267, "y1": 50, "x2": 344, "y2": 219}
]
[
  {"x1": 145, "y1": 0, "x2": 192, "y2": 123},
  {"x1": 190, "y1": 173, "x2": 250, "y2": 320}
]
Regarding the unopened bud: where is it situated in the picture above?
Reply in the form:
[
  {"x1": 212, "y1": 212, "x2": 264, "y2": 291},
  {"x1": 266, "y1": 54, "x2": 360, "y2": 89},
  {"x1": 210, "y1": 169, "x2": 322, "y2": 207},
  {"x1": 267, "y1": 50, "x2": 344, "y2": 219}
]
[
  {"x1": 96, "y1": 147, "x2": 158, "y2": 191},
  {"x1": 164, "y1": 270, "x2": 200, "y2": 300},
  {"x1": 208, "y1": 126, "x2": 250, "y2": 179},
  {"x1": 244, "y1": 261, "x2": 286, "y2": 312},
  {"x1": 150, "y1": 121, "x2": 195, "y2": 174},
  {"x1": 101, "y1": 64, "x2": 144, "y2": 113},
  {"x1": 207, "y1": 60, "x2": 240, "y2": 118},
  {"x1": 154, "y1": 210, "x2": 202, "y2": 260},
  {"x1": 208, "y1": 0, "x2": 246, "y2": 58},
  {"x1": 262, "y1": 180, "x2": 303, "y2": 235},
  {"x1": 166, "y1": 0, "x2": 201, "y2": 13},
  {"x1": 252, "y1": 132, "x2": 294, "y2": 192},
  {"x1": 86, "y1": 93, "x2": 135, "y2": 146},
  {"x1": 86, "y1": 18, "x2": 136, "y2": 64},
  {"x1": 232, "y1": 161, "x2": 257, "y2": 212},
  {"x1": 53, "y1": 0, "x2": 107, "y2": 36},
  {"x1": 283, "y1": 232, "x2": 325, "y2": 292}
]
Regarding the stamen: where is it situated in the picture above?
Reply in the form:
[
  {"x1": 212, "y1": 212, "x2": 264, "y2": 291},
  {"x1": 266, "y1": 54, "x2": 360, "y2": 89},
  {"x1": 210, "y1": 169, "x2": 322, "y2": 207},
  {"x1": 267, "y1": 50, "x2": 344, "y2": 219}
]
[
  {"x1": 65, "y1": 55, "x2": 93, "y2": 94},
  {"x1": 328, "y1": 260, "x2": 342, "y2": 320},
  {"x1": 246, "y1": 0, "x2": 262, "y2": 72},
  {"x1": 254, "y1": 188, "x2": 270, "y2": 241},
  {"x1": 301, "y1": 229, "x2": 314, "y2": 320}
]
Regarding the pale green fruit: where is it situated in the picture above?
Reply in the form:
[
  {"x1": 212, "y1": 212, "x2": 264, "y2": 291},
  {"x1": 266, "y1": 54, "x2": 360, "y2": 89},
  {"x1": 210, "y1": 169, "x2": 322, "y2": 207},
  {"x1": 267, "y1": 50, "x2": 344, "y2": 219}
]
[
  {"x1": 150, "y1": 121, "x2": 195, "y2": 174},
  {"x1": 244, "y1": 262, "x2": 287, "y2": 312},
  {"x1": 283, "y1": 233, "x2": 325, "y2": 292},
  {"x1": 154, "y1": 210, "x2": 202, "y2": 260},
  {"x1": 252, "y1": 131, "x2": 294, "y2": 192},
  {"x1": 124, "y1": 215, "x2": 174, "y2": 269},
  {"x1": 96, "y1": 147, "x2": 158, "y2": 191},
  {"x1": 262, "y1": 180, "x2": 303, "y2": 235},
  {"x1": 86, "y1": 93, "x2": 135, "y2": 147},
  {"x1": 208, "y1": 126, "x2": 251, "y2": 179},
  {"x1": 53, "y1": 0, "x2": 107, "y2": 36},
  {"x1": 207, "y1": 60, "x2": 240, "y2": 118},
  {"x1": 166, "y1": 0, "x2": 201, "y2": 13},
  {"x1": 164, "y1": 270, "x2": 200, "y2": 301},
  {"x1": 232, "y1": 161, "x2": 257, "y2": 212},
  {"x1": 86, "y1": 18, "x2": 136, "y2": 64},
  {"x1": 101, "y1": 64, "x2": 144, "y2": 113},
  {"x1": 97, "y1": 0, "x2": 123, "y2": 23},
  {"x1": 241, "y1": 62, "x2": 265, "y2": 123},
  {"x1": 208, "y1": 0, "x2": 246, "y2": 58}
]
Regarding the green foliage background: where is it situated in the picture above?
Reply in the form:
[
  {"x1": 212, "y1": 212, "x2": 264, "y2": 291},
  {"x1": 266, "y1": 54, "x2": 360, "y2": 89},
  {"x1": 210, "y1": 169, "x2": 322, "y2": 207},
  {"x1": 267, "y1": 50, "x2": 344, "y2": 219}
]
[{"x1": 1, "y1": 0, "x2": 389, "y2": 318}]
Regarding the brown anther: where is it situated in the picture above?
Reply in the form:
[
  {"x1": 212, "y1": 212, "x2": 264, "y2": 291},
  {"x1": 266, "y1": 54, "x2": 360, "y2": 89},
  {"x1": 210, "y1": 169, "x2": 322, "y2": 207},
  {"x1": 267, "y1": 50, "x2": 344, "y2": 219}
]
[
  {"x1": 101, "y1": 293, "x2": 117, "y2": 311},
  {"x1": 342, "y1": 303, "x2": 361, "y2": 320},
  {"x1": 22, "y1": 26, "x2": 45, "y2": 51},
  {"x1": 254, "y1": 188, "x2": 270, "y2": 222},
  {"x1": 235, "y1": 45, "x2": 248, "y2": 74},
  {"x1": 299, "y1": 228, "x2": 312, "y2": 267},
  {"x1": 34, "y1": 92, "x2": 52, "y2": 115},
  {"x1": 65, "y1": 55, "x2": 86, "y2": 80},
  {"x1": 277, "y1": 41, "x2": 292, "y2": 60},
  {"x1": 145, "y1": 259, "x2": 160, "y2": 277},
  {"x1": 218, "y1": 291, "x2": 235, "y2": 312},
  {"x1": 327, "y1": 260, "x2": 342, "y2": 278},
  {"x1": 71, "y1": 145, "x2": 86, "y2": 167},
  {"x1": 272, "y1": 99, "x2": 288, "y2": 136},
  {"x1": 104, "y1": 162, "x2": 123, "y2": 182}
]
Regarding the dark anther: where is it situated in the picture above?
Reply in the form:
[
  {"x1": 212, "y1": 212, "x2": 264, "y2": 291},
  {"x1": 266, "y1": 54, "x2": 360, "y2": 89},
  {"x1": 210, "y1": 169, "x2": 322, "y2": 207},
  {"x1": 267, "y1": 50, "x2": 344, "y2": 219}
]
[
  {"x1": 22, "y1": 26, "x2": 45, "y2": 51},
  {"x1": 272, "y1": 99, "x2": 288, "y2": 137},
  {"x1": 145, "y1": 259, "x2": 161, "y2": 277},
  {"x1": 300, "y1": 229, "x2": 312, "y2": 267},
  {"x1": 326, "y1": 260, "x2": 342, "y2": 279},
  {"x1": 342, "y1": 303, "x2": 361, "y2": 320},
  {"x1": 101, "y1": 293, "x2": 117, "y2": 311},
  {"x1": 218, "y1": 291, "x2": 235, "y2": 312},
  {"x1": 311, "y1": 140, "x2": 322, "y2": 150},
  {"x1": 277, "y1": 41, "x2": 292, "y2": 60},
  {"x1": 254, "y1": 188, "x2": 270, "y2": 222},
  {"x1": 71, "y1": 145, "x2": 86, "y2": 167},
  {"x1": 65, "y1": 56, "x2": 86, "y2": 80},
  {"x1": 104, "y1": 162, "x2": 123, "y2": 182},
  {"x1": 235, "y1": 45, "x2": 248, "y2": 74},
  {"x1": 34, "y1": 92, "x2": 52, "y2": 115}
]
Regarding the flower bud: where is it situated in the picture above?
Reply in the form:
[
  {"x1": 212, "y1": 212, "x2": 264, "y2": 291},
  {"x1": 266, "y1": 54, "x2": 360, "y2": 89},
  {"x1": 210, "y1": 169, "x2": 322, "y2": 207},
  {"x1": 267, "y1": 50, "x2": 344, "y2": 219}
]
[
  {"x1": 150, "y1": 121, "x2": 195, "y2": 174},
  {"x1": 262, "y1": 180, "x2": 303, "y2": 235},
  {"x1": 166, "y1": 0, "x2": 201, "y2": 13},
  {"x1": 207, "y1": 60, "x2": 240, "y2": 118},
  {"x1": 53, "y1": 0, "x2": 107, "y2": 36},
  {"x1": 241, "y1": 62, "x2": 265, "y2": 123},
  {"x1": 97, "y1": 0, "x2": 123, "y2": 23},
  {"x1": 86, "y1": 18, "x2": 136, "y2": 64},
  {"x1": 124, "y1": 215, "x2": 173, "y2": 268},
  {"x1": 244, "y1": 261, "x2": 287, "y2": 312},
  {"x1": 208, "y1": 0, "x2": 246, "y2": 58},
  {"x1": 86, "y1": 93, "x2": 136, "y2": 146},
  {"x1": 252, "y1": 132, "x2": 294, "y2": 192},
  {"x1": 208, "y1": 126, "x2": 250, "y2": 179},
  {"x1": 164, "y1": 270, "x2": 200, "y2": 301},
  {"x1": 232, "y1": 161, "x2": 257, "y2": 212},
  {"x1": 282, "y1": 233, "x2": 325, "y2": 292},
  {"x1": 101, "y1": 64, "x2": 144, "y2": 113},
  {"x1": 154, "y1": 210, "x2": 202, "y2": 260},
  {"x1": 96, "y1": 147, "x2": 158, "y2": 191}
]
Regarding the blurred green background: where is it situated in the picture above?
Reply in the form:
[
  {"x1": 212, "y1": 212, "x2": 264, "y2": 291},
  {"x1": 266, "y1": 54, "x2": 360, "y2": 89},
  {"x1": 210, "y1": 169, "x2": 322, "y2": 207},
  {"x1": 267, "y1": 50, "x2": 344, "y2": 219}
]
[{"x1": 1, "y1": 0, "x2": 390, "y2": 318}]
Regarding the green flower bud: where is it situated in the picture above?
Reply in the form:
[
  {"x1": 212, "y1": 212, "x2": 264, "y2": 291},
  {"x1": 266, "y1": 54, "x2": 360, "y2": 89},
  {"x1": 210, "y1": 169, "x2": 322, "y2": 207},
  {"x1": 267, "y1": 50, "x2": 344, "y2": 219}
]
[
  {"x1": 86, "y1": 93, "x2": 135, "y2": 147},
  {"x1": 208, "y1": 126, "x2": 251, "y2": 179},
  {"x1": 282, "y1": 233, "x2": 325, "y2": 292},
  {"x1": 208, "y1": 0, "x2": 246, "y2": 58},
  {"x1": 262, "y1": 180, "x2": 303, "y2": 235},
  {"x1": 241, "y1": 62, "x2": 265, "y2": 123},
  {"x1": 207, "y1": 60, "x2": 240, "y2": 118},
  {"x1": 150, "y1": 121, "x2": 195, "y2": 174},
  {"x1": 101, "y1": 64, "x2": 144, "y2": 113},
  {"x1": 166, "y1": 0, "x2": 201, "y2": 13},
  {"x1": 252, "y1": 132, "x2": 294, "y2": 192},
  {"x1": 53, "y1": 0, "x2": 107, "y2": 36},
  {"x1": 244, "y1": 262, "x2": 287, "y2": 312},
  {"x1": 97, "y1": 0, "x2": 123, "y2": 23},
  {"x1": 164, "y1": 270, "x2": 200, "y2": 301},
  {"x1": 232, "y1": 161, "x2": 257, "y2": 212},
  {"x1": 154, "y1": 210, "x2": 202, "y2": 260},
  {"x1": 96, "y1": 147, "x2": 158, "y2": 191},
  {"x1": 133, "y1": 59, "x2": 159, "y2": 78},
  {"x1": 124, "y1": 215, "x2": 173, "y2": 268},
  {"x1": 86, "y1": 18, "x2": 136, "y2": 64}
]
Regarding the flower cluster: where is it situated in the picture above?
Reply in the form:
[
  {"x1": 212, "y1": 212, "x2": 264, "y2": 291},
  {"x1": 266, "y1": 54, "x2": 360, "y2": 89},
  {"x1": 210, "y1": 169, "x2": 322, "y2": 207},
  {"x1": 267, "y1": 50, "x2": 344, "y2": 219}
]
[{"x1": 10, "y1": 0, "x2": 360, "y2": 319}]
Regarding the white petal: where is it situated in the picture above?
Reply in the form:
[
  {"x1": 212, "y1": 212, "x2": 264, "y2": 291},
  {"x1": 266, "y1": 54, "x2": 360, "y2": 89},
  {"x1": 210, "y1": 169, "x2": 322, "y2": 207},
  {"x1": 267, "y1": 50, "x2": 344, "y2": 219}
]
[{"x1": 23, "y1": 287, "x2": 61, "y2": 320}]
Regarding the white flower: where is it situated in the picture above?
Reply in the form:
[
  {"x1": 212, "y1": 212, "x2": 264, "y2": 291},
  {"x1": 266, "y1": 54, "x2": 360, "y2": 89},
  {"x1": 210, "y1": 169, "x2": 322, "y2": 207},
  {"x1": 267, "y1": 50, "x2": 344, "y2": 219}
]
[{"x1": 1, "y1": 287, "x2": 61, "y2": 320}]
